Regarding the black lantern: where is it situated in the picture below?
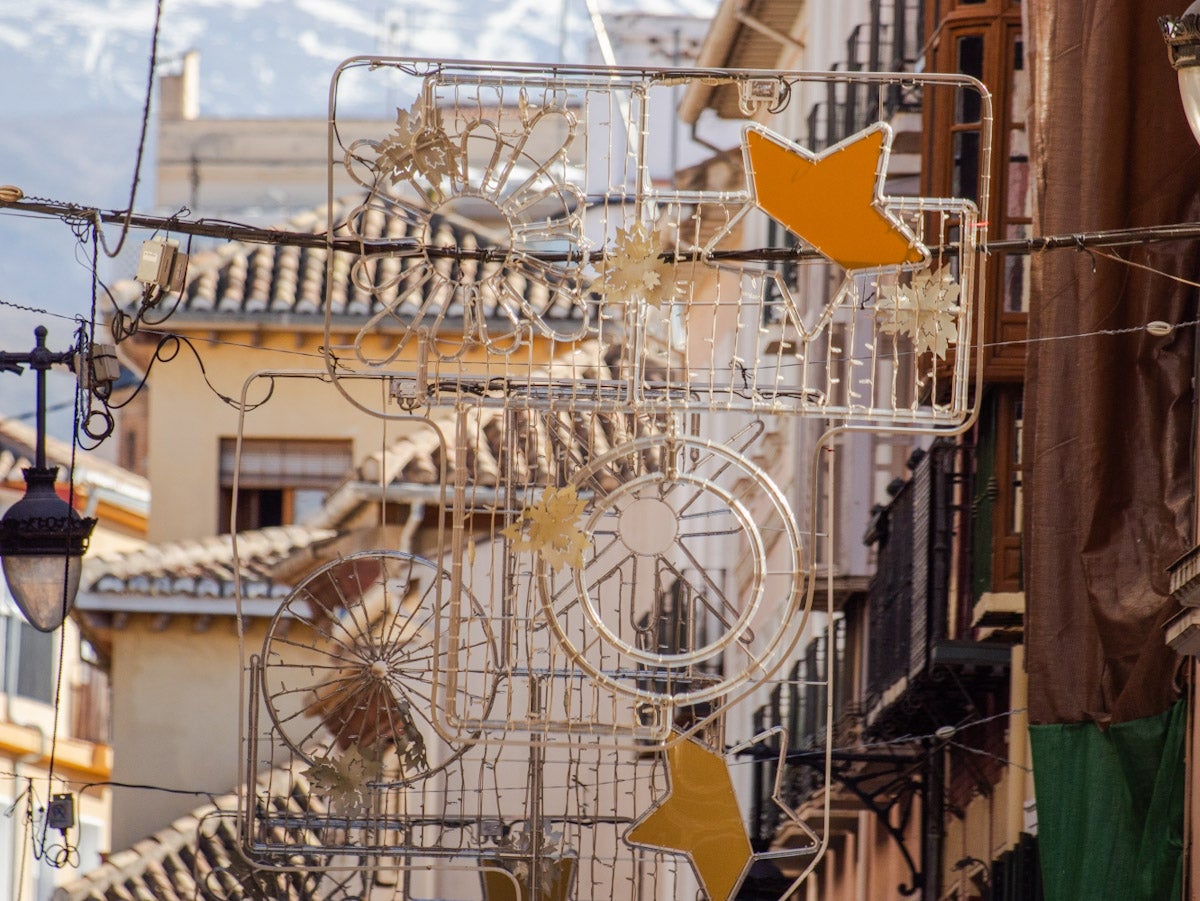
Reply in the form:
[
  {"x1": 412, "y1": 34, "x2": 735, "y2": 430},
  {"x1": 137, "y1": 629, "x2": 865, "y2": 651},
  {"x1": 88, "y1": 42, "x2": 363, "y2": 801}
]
[{"x1": 0, "y1": 327, "x2": 96, "y2": 631}]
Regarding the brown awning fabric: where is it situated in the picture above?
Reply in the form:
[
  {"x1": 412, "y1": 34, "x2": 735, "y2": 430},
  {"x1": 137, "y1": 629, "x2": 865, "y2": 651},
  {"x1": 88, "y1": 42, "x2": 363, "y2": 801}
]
[{"x1": 1025, "y1": 1, "x2": 1200, "y2": 724}]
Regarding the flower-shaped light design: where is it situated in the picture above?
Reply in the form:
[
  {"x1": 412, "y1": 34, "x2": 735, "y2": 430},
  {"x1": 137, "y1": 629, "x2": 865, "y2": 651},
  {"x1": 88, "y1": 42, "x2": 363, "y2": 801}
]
[
  {"x1": 875, "y1": 265, "x2": 962, "y2": 359},
  {"x1": 343, "y1": 98, "x2": 590, "y2": 363}
]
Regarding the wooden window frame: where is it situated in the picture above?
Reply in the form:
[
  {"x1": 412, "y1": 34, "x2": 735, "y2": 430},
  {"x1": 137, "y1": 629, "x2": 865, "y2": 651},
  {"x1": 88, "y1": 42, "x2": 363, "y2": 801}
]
[
  {"x1": 217, "y1": 436, "x2": 352, "y2": 533},
  {"x1": 925, "y1": 3, "x2": 1027, "y2": 383},
  {"x1": 991, "y1": 388, "x2": 1023, "y2": 591}
]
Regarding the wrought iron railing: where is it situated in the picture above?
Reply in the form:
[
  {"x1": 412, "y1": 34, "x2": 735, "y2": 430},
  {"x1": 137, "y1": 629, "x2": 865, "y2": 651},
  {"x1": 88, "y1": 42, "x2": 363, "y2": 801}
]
[
  {"x1": 865, "y1": 440, "x2": 961, "y2": 701},
  {"x1": 750, "y1": 619, "x2": 850, "y2": 825},
  {"x1": 805, "y1": 0, "x2": 926, "y2": 151}
]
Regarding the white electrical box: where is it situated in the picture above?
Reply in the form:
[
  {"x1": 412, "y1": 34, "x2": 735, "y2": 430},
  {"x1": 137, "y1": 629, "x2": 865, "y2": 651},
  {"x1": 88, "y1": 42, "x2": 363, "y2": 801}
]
[{"x1": 135, "y1": 237, "x2": 187, "y2": 292}]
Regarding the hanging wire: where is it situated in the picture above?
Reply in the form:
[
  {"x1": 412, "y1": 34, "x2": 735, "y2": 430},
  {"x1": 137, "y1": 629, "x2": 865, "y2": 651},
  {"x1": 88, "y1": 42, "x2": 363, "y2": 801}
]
[
  {"x1": 0, "y1": 297, "x2": 75, "y2": 322},
  {"x1": 11, "y1": 193, "x2": 1200, "y2": 262},
  {"x1": 1091, "y1": 245, "x2": 1200, "y2": 289},
  {"x1": 946, "y1": 739, "x2": 1033, "y2": 774},
  {"x1": 98, "y1": 333, "x2": 277, "y2": 415},
  {"x1": 92, "y1": 0, "x2": 164, "y2": 260},
  {"x1": 77, "y1": 228, "x2": 116, "y2": 447}
]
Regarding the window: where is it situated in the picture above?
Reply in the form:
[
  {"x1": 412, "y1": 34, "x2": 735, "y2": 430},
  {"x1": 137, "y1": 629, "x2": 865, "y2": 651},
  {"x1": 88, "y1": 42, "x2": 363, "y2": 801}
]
[
  {"x1": 925, "y1": 3, "x2": 1027, "y2": 380},
  {"x1": 996, "y1": 391, "x2": 1024, "y2": 586},
  {"x1": 0, "y1": 595, "x2": 57, "y2": 704},
  {"x1": 218, "y1": 437, "x2": 352, "y2": 532},
  {"x1": 998, "y1": 32, "x2": 1032, "y2": 319},
  {"x1": 970, "y1": 388, "x2": 1024, "y2": 596}
]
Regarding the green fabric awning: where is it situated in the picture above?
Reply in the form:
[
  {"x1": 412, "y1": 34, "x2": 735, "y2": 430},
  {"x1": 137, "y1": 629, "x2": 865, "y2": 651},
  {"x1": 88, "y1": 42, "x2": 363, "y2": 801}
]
[{"x1": 1030, "y1": 700, "x2": 1185, "y2": 901}]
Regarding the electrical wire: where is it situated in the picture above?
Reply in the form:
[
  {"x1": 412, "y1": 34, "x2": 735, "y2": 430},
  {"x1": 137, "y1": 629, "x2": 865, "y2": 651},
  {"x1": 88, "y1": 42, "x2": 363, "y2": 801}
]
[
  {"x1": 1, "y1": 107, "x2": 1184, "y2": 873},
  {"x1": 0, "y1": 296, "x2": 78, "y2": 323},
  {"x1": 946, "y1": 739, "x2": 1032, "y2": 774},
  {"x1": 92, "y1": 0, "x2": 164, "y2": 260},
  {"x1": 30, "y1": 325, "x2": 91, "y2": 870},
  {"x1": 10, "y1": 194, "x2": 1200, "y2": 262},
  {"x1": 97, "y1": 332, "x2": 277, "y2": 415}
]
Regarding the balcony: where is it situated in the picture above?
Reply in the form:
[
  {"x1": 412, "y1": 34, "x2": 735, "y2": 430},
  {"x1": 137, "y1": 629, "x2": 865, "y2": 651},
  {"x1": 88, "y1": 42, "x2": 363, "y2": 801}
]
[
  {"x1": 747, "y1": 619, "x2": 850, "y2": 841},
  {"x1": 864, "y1": 440, "x2": 1011, "y2": 740},
  {"x1": 805, "y1": 0, "x2": 926, "y2": 153}
]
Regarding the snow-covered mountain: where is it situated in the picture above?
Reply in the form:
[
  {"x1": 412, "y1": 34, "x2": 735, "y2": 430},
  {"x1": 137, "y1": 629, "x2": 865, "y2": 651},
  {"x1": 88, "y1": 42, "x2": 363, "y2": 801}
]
[
  {"x1": 0, "y1": 0, "x2": 718, "y2": 118},
  {"x1": 0, "y1": 0, "x2": 717, "y2": 433}
]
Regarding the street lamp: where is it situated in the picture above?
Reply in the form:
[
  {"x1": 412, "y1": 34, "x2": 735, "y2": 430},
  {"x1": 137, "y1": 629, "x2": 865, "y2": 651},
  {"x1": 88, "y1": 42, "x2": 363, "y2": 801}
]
[
  {"x1": 1161, "y1": 2, "x2": 1200, "y2": 147},
  {"x1": 0, "y1": 327, "x2": 96, "y2": 632}
]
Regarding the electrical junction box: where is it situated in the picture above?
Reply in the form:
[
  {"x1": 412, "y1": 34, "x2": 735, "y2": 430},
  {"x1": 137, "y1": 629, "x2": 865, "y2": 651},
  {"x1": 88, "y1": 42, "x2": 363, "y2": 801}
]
[
  {"x1": 75, "y1": 344, "x2": 120, "y2": 391},
  {"x1": 135, "y1": 237, "x2": 187, "y2": 293},
  {"x1": 46, "y1": 793, "x2": 75, "y2": 831}
]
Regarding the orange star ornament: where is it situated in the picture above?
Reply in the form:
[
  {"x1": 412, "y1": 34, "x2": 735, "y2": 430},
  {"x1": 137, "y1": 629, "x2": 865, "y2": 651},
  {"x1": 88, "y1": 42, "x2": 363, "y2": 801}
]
[
  {"x1": 743, "y1": 122, "x2": 927, "y2": 271},
  {"x1": 625, "y1": 735, "x2": 753, "y2": 901}
]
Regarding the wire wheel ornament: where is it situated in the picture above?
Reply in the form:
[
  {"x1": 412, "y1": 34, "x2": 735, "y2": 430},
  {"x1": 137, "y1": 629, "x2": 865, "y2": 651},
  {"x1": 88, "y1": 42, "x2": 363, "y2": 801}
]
[
  {"x1": 260, "y1": 551, "x2": 496, "y2": 785},
  {"x1": 536, "y1": 435, "x2": 808, "y2": 708},
  {"x1": 341, "y1": 96, "x2": 590, "y2": 363}
]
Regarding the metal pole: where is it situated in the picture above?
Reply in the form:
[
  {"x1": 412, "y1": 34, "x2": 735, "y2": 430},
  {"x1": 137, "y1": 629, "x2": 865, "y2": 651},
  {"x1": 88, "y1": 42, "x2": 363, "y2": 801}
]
[
  {"x1": 33, "y1": 327, "x2": 48, "y2": 470},
  {"x1": 0, "y1": 326, "x2": 76, "y2": 471}
]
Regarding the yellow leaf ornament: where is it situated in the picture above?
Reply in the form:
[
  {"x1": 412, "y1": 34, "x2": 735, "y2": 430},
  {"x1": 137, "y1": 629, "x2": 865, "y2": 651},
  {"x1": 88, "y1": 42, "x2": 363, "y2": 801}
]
[
  {"x1": 303, "y1": 744, "x2": 385, "y2": 815},
  {"x1": 502, "y1": 485, "x2": 589, "y2": 571}
]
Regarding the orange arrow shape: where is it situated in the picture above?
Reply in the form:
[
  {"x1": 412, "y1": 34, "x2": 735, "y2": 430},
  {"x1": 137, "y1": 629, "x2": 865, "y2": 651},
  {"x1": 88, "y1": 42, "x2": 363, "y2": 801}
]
[
  {"x1": 743, "y1": 124, "x2": 927, "y2": 271},
  {"x1": 625, "y1": 735, "x2": 753, "y2": 901}
]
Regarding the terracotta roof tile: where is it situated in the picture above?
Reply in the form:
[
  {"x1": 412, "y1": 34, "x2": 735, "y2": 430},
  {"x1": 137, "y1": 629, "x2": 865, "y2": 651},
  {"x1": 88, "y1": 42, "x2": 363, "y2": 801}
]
[
  {"x1": 0, "y1": 417, "x2": 149, "y2": 512},
  {"x1": 81, "y1": 525, "x2": 335, "y2": 603},
  {"x1": 55, "y1": 771, "x2": 315, "y2": 901},
  {"x1": 114, "y1": 196, "x2": 587, "y2": 329}
]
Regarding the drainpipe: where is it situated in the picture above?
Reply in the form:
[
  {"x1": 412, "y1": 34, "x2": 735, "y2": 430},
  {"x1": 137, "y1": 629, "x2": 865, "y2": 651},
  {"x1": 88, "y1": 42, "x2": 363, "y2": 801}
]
[
  {"x1": 922, "y1": 738, "x2": 943, "y2": 901},
  {"x1": 1007, "y1": 645, "x2": 1030, "y2": 848}
]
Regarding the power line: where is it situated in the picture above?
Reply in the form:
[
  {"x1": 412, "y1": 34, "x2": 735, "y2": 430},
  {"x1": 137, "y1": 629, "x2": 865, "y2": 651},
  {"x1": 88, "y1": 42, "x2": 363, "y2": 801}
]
[
  {"x1": 93, "y1": 0, "x2": 164, "y2": 260},
  {"x1": 7, "y1": 196, "x2": 1200, "y2": 262}
]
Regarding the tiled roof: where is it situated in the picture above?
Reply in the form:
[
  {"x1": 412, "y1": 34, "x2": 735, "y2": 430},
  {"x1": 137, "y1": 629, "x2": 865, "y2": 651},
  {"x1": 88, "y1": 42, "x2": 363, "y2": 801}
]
[
  {"x1": 312, "y1": 341, "x2": 666, "y2": 530},
  {"x1": 79, "y1": 524, "x2": 335, "y2": 608},
  {"x1": 0, "y1": 417, "x2": 149, "y2": 510},
  {"x1": 54, "y1": 770, "x2": 326, "y2": 901},
  {"x1": 116, "y1": 196, "x2": 585, "y2": 324}
]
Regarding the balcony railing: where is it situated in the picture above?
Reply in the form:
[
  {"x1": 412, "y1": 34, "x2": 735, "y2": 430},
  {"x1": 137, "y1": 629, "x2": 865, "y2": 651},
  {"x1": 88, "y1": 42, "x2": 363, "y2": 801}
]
[
  {"x1": 749, "y1": 619, "x2": 849, "y2": 832},
  {"x1": 805, "y1": 0, "x2": 926, "y2": 151},
  {"x1": 865, "y1": 440, "x2": 959, "y2": 702}
]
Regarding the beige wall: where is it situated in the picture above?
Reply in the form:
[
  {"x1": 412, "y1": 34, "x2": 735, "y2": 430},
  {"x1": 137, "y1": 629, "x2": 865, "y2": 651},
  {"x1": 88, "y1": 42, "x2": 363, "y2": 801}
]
[
  {"x1": 141, "y1": 327, "x2": 556, "y2": 542},
  {"x1": 141, "y1": 330, "x2": 372, "y2": 541},
  {"x1": 108, "y1": 617, "x2": 270, "y2": 850}
]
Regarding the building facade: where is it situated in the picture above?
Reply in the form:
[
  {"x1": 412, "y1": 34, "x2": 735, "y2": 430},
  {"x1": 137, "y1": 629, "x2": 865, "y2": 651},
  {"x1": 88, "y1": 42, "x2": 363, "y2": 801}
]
[{"x1": 0, "y1": 417, "x2": 147, "y2": 901}]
